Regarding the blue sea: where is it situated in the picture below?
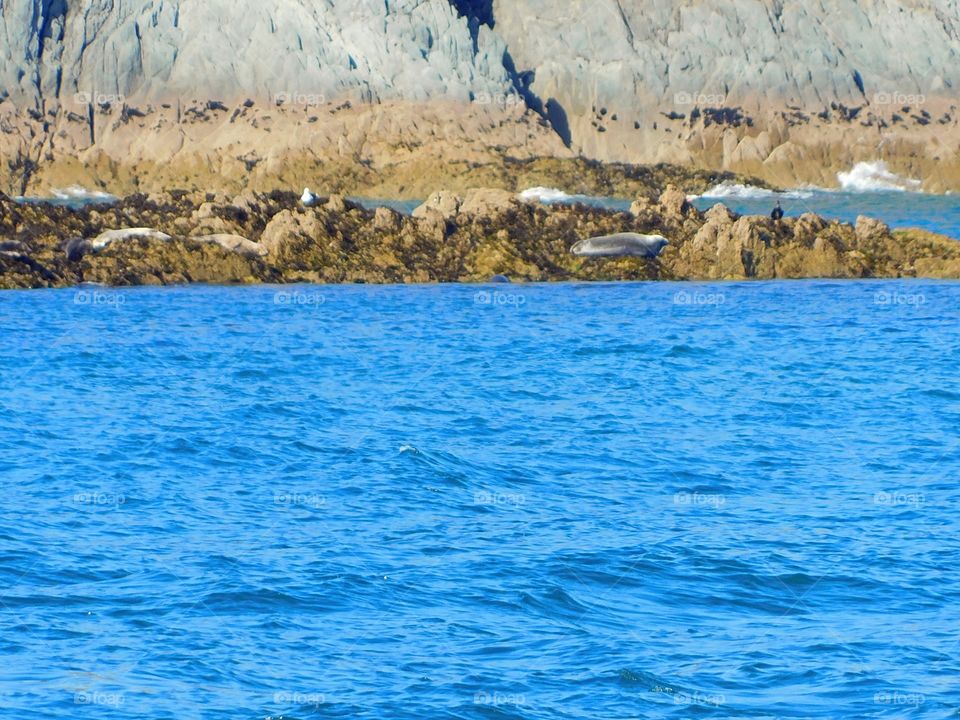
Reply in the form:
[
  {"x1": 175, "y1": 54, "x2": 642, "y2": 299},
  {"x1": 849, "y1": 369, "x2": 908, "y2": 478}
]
[
  {"x1": 2, "y1": 278, "x2": 960, "y2": 719},
  {"x1": 361, "y1": 189, "x2": 960, "y2": 240}
]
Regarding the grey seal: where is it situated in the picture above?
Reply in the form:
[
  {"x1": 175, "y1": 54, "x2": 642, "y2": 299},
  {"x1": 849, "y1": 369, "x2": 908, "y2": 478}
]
[
  {"x1": 91, "y1": 228, "x2": 172, "y2": 250},
  {"x1": 571, "y1": 232, "x2": 669, "y2": 258},
  {"x1": 192, "y1": 233, "x2": 268, "y2": 257}
]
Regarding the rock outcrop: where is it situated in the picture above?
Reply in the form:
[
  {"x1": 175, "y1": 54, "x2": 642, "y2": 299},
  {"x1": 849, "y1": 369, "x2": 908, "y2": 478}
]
[
  {"x1": 492, "y1": 0, "x2": 960, "y2": 177},
  {"x1": 0, "y1": 0, "x2": 512, "y2": 108},
  {"x1": 2, "y1": 1, "x2": 960, "y2": 193},
  {"x1": 1, "y1": 188, "x2": 958, "y2": 289}
]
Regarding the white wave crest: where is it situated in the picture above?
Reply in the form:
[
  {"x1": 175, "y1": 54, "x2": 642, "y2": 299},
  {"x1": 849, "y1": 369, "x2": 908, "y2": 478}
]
[
  {"x1": 51, "y1": 185, "x2": 117, "y2": 201},
  {"x1": 518, "y1": 187, "x2": 575, "y2": 203},
  {"x1": 836, "y1": 162, "x2": 921, "y2": 192},
  {"x1": 698, "y1": 182, "x2": 815, "y2": 200}
]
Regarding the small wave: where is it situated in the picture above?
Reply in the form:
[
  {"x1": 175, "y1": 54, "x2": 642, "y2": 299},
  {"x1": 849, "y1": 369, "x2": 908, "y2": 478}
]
[
  {"x1": 50, "y1": 185, "x2": 117, "y2": 202},
  {"x1": 14, "y1": 185, "x2": 118, "y2": 206},
  {"x1": 617, "y1": 668, "x2": 681, "y2": 693},
  {"x1": 518, "y1": 186, "x2": 576, "y2": 203},
  {"x1": 837, "y1": 161, "x2": 921, "y2": 192},
  {"x1": 698, "y1": 182, "x2": 815, "y2": 200}
]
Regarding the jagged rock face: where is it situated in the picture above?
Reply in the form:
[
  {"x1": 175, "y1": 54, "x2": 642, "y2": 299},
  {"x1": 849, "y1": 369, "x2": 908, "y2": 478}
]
[
  {"x1": 2, "y1": 190, "x2": 960, "y2": 289},
  {"x1": 3, "y1": 0, "x2": 960, "y2": 192},
  {"x1": 489, "y1": 0, "x2": 960, "y2": 172},
  {"x1": 0, "y1": 0, "x2": 513, "y2": 107},
  {"x1": 491, "y1": 1, "x2": 960, "y2": 121},
  {"x1": 7, "y1": 0, "x2": 958, "y2": 115}
]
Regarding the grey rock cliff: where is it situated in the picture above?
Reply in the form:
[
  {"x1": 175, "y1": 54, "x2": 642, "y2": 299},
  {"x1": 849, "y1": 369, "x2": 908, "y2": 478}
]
[
  {"x1": 491, "y1": 0, "x2": 960, "y2": 157},
  {"x1": 2, "y1": 0, "x2": 960, "y2": 191},
  {"x1": 0, "y1": 0, "x2": 514, "y2": 107},
  {"x1": 6, "y1": 1, "x2": 958, "y2": 112}
]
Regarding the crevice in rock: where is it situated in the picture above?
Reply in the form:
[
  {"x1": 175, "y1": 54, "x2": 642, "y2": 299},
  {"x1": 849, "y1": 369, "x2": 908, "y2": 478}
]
[
  {"x1": 37, "y1": 0, "x2": 67, "y2": 62},
  {"x1": 448, "y1": 0, "x2": 494, "y2": 27},
  {"x1": 451, "y1": 0, "x2": 570, "y2": 150},
  {"x1": 545, "y1": 99, "x2": 571, "y2": 147}
]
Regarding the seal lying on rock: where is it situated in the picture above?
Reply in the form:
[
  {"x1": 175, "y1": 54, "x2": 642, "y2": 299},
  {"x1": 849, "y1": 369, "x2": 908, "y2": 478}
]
[
  {"x1": 571, "y1": 232, "x2": 669, "y2": 258},
  {"x1": 64, "y1": 237, "x2": 89, "y2": 261},
  {"x1": 91, "y1": 228, "x2": 172, "y2": 250},
  {"x1": 192, "y1": 234, "x2": 268, "y2": 257}
]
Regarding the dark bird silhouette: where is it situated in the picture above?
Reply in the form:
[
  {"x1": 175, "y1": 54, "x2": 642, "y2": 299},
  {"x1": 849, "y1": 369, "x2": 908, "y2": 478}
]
[{"x1": 771, "y1": 201, "x2": 784, "y2": 221}]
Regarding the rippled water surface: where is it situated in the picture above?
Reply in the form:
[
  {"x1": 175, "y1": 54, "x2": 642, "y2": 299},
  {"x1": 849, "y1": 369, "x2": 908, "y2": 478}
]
[{"x1": 2, "y1": 281, "x2": 960, "y2": 719}]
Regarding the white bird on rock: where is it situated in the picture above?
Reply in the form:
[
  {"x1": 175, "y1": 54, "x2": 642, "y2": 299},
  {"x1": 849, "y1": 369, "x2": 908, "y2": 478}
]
[{"x1": 300, "y1": 187, "x2": 320, "y2": 207}]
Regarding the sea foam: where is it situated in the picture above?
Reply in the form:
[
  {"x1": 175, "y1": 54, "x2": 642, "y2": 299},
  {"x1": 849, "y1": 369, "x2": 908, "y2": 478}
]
[
  {"x1": 50, "y1": 185, "x2": 117, "y2": 202},
  {"x1": 836, "y1": 161, "x2": 921, "y2": 192},
  {"x1": 518, "y1": 187, "x2": 577, "y2": 203},
  {"x1": 698, "y1": 182, "x2": 815, "y2": 200}
]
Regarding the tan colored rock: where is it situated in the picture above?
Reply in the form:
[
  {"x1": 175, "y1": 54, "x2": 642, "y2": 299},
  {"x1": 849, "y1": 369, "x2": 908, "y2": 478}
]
[
  {"x1": 629, "y1": 196, "x2": 655, "y2": 217},
  {"x1": 793, "y1": 213, "x2": 828, "y2": 246},
  {"x1": 259, "y1": 209, "x2": 322, "y2": 254},
  {"x1": 412, "y1": 190, "x2": 462, "y2": 220},
  {"x1": 230, "y1": 190, "x2": 265, "y2": 216},
  {"x1": 855, "y1": 215, "x2": 891, "y2": 243},
  {"x1": 190, "y1": 217, "x2": 232, "y2": 236},
  {"x1": 326, "y1": 194, "x2": 348, "y2": 213},
  {"x1": 459, "y1": 188, "x2": 519, "y2": 217},
  {"x1": 146, "y1": 192, "x2": 175, "y2": 206},
  {"x1": 713, "y1": 217, "x2": 776, "y2": 278},
  {"x1": 691, "y1": 222, "x2": 720, "y2": 253},
  {"x1": 658, "y1": 184, "x2": 692, "y2": 217},
  {"x1": 704, "y1": 203, "x2": 735, "y2": 226},
  {"x1": 196, "y1": 202, "x2": 218, "y2": 220},
  {"x1": 414, "y1": 212, "x2": 449, "y2": 242},
  {"x1": 373, "y1": 206, "x2": 402, "y2": 232}
]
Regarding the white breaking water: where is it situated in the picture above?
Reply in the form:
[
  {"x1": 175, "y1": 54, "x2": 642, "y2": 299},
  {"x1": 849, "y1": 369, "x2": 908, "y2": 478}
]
[
  {"x1": 50, "y1": 186, "x2": 117, "y2": 202},
  {"x1": 699, "y1": 183, "x2": 816, "y2": 200},
  {"x1": 518, "y1": 187, "x2": 576, "y2": 203},
  {"x1": 837, "y1": 162, "x2": 922, "y2": 192}
]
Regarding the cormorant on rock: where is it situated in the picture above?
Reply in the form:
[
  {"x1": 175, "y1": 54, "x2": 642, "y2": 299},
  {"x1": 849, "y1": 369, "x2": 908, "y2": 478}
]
[{"x1": 771, "y1": 201, "x2": 784, "y2": 221}]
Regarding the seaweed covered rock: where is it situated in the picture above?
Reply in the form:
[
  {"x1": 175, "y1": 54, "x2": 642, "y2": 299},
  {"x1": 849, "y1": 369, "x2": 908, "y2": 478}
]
[{"x1": 0, "y1": 189, "x2": 958, "y2": 288}]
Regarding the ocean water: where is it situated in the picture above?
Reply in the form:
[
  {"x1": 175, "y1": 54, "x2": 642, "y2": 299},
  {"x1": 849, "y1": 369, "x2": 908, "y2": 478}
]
[
  {"x1": 516, "y1": 188, "x2": 960, "y2": 240},
  {"x1": 364, "y1": 188, "x2": 960, "y2": 240},
  {"x1": 691, "y1": 189, "x2": 960, "y2": 240},
  {"x1": 2, "y1": 280, "x2": 960, "y2": 719}
]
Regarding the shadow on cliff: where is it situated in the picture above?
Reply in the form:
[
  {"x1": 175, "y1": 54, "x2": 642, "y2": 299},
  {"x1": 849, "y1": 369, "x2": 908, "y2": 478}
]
[
  {"x1": 450, "y1": 0, "x2": 573, "y2": 150},
  {"x1": 449, "y1": 0, "x2": 495, "y2": 26}
]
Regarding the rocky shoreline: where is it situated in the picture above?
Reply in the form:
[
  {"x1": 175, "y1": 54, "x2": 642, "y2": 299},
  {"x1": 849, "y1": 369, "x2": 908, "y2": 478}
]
[{"x1": 2, "y1": 182, "x2": 959, "y2": 289}]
